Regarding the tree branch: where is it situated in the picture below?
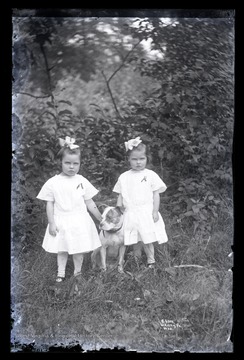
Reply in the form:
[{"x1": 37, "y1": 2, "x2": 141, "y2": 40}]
[
  {"x1": 101, "y1": 39, "x2": 143, "y2": 117},
  {"x1": 101, "y1": 70, "x2": 121, "y2": 117},
  {"x1": 40, "y1": 43, "x2": 54, "y2": 102},
  {"x1": 107, "y1": 39, "x2": 142, "y2": 84},
  {"x1": 39, "y1": 43, "x2": 59, "y2": 133},
  {"x1": 15, "y1": 92, "x2": 52, "y2": 99}
]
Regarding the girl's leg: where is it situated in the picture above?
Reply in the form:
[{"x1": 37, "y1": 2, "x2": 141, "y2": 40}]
[
  {"x1": 133, "y1": 242, "x2": 143, "y2": 259},
  {"x1": 142, "y1": 243, "x2": 155, "y2": 265},
  {"x1": 57, "y1": 251, "x2": 68, "y2": 278},
  {"x1": 72, "y1": 253, "x2": 84, "y2": 275}
]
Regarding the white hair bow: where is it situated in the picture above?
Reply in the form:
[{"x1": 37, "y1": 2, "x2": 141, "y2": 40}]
[
  {"x1": 59, "y1": 136, "x2": 79, "y2": 149},
  {"x1": 124, "y1": 136, "x2": 142, "y2": 151}
]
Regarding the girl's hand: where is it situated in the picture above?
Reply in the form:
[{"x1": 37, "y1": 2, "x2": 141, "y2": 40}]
[
  {"x1": 152, "y1": 211, "x2": 159, "y2": 223},
  {"x1": 49, "y1": 223, "x2": 59, "y2": 236},
  {"x1": 85, "y1": 199, "x2": 103, "y2": 222}
]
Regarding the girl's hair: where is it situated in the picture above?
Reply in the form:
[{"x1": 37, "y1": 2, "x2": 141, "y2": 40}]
[
  {"x1": 127, "y1": 142, "x2": 151, "y2": 162},
  {"x1": 57, "y1": 146, "x2": 81, "y2": 160}
]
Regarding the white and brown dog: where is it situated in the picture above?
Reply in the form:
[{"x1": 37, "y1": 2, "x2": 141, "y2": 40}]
[{"x1": 91, "y1": 206, "x2": 126, "y2": 273}]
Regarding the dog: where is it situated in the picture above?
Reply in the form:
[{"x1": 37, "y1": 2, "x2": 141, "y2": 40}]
[{"x1": 91, "y1": 206, "x2": 126, "y2": 273}]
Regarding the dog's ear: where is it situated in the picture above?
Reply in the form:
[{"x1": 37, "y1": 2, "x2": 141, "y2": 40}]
[{"x1": 115, "y1": 205, "x2": 124, "y2": 215}]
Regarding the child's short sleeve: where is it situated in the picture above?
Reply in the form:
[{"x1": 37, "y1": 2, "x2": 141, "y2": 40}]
[
  {"x1": 36, "y1": 179, "x2": 54, "y2": 202},
  {"x1": 83, "y1": 178, "x2": 99, "y2": 200},
  {"x1": 151, "y1": 171, "x2": 167, "y2": 193},
  {"x1": 113, "y1": 177, "x2": 121, "y2": 194}
]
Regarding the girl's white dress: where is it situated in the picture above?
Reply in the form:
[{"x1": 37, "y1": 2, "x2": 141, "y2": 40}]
[
  {"x1": 113, "y1": 169, "x2": 168, "y2": 245},
  {"x1": 36, "y1": 174, "x2": 101, "y2": 254}
]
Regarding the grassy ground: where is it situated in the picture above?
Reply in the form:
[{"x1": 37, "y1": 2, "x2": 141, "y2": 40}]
[{"x1": 11, "y1": 203, "x2": 233, "y2": 353}]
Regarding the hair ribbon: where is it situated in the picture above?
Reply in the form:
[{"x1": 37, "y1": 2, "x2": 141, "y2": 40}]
[
  {"x1": 124, "y1": 136, "x2": 142, "y2": 151},
  {"x1": 59, "y1": 136, "x2": 79, "y2": 150}
]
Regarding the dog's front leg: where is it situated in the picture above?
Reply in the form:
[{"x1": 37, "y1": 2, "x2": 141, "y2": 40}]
[
  {"x1": 100, "y1": 246, "x2": 107, "y2": 271},
  {"x1": 91, "y1": 248, "x2": 98, "y2": 269},
  {"x1": 118, "y1": 245, "x2": 126, "y2": 273}
]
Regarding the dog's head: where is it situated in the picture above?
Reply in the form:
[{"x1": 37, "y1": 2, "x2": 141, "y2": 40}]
[{"x1": 99, "y1": 206, "x2": 124, "y2": 232}]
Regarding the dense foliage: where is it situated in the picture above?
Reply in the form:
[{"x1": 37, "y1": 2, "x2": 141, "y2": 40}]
[{"x1": 12, "y1": 16, "x2": 234, "y2": 253}]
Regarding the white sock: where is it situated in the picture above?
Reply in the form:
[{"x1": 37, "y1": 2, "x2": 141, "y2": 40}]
[
  {"x1": 57, "y1": 252, "x2": 68, "y2": 278},
  {"x1": 73, "y1": 253, "x2": 84, "y2": 275}
]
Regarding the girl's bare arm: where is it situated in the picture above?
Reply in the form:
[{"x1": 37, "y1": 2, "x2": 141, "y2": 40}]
[
  {"x1": 46, "y1": 201, "x2": 59, "y2": 236},
  {"x1": 116, "y1": 194, "x2": 123, "y2": 207},
  {"x1": 116, "y1": 194, "x2": 125, "y2": 212},
  {"x1": 152, "y1": 190, "x2": 160, "y2": 222},
  {"x1": 85, "y1": 199, "x2": 103, "y2": 222}
]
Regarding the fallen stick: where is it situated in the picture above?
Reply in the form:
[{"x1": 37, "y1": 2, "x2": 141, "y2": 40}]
[{"x1": 173, "y1": 264, "x2": 205, "y2": 268}]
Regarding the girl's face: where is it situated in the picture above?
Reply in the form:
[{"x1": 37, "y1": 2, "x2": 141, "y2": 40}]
[
  {"x1": 129, "y1": 149, "x2": 147, "y2": 171},
  {"x1": 61, "y1": 153, "x2": 80, "y2": 176}
]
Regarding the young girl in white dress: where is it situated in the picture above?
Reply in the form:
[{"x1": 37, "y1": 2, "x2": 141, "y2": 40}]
[
  {"x1": 36, "y1": 136, "x2": 103, "y2": 282},
  {"x1": 113, "y1": 136, "x2": 168, "y2": 267}
]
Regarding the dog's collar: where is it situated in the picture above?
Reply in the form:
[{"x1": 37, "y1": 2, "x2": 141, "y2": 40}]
[{"x1": 103, "y1": 224, "x2": 123, "y2": 234}]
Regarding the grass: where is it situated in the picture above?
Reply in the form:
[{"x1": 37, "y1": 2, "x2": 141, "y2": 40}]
[{"x1": 11, "y1": 205, "x2": 233, "y2": 353}]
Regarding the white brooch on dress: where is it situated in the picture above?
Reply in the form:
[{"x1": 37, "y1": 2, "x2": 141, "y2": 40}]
[{"x1": 124, "y1": 136, "x2": 142, "y2": 151}]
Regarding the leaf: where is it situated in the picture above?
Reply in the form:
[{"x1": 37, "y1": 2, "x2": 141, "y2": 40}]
[
  {"x1": 42, "y1": 110, "x2": 56, "y2": 119},
  {"x1": 58, "y1": 110, "x2": 72, "y2": 116},
  {"x1": 210, "y1": 137, "x2": 219, "y2": 145},
  {"x1": 143, "y1": 290, "x2": 151, "y2": 300},
  {"x1": 46, "y1": 149, "x2": 54, "y2": 160},
  {"x1": 89, "y1": 103, "x2": 101, "y2": 108},
  {"x1": 199, "y1": 212, "x2": 207, "y2": 220},
  {"x1": 175, "y1": 94, "x2": 181, "y2": 103},
  {"x1": 106, "y1": 320, "x2": 117, "y2": 330},
  {"x1": 158, "y1": 149, "x2": 165, "y2": 158},
  {"x1": 150, "y1": 121, "x2": 157, "y2": 129},
  {"x1": 121, "y1": 311, "x2": 131, "y2": 321},
  {"x1": 46, "y1": 101, "x2": 54, "y2": 108},
  {"x1": 73, "y1": 123, "x2": 82, "y2": 131},
  {"x1": 84, "y1": 324, "x2": 93, "y2": 333},
  {"x1": 166, "y1": 152, "x2": 174, "y2": 160},
  {"x1": 58, "y1": 100, "x2": 72, "y2": 106},
  {"x1": 166, "y1": 94, "x2": 174, "y2": 104},
  {"x1": 165, "y1": 267, "x2": 176, "y2": 276},
  {"x1": 192, "y1": 154, "x2": 201, "y2": 162},
  {"x1": 84, "y1": 116, "x2": 96, "y2": 121},
  {"x1": 184, "y1": 210, "x2": 194, "y2": 217},
  {"x1": 29, "y1": 147, "x2": 35, "y2": 159},
  {"x1": 159, "y1": 122, "x2": 168, "y2": 130},
  {"x1": 196, "y1": 203, "x2": 205, "y2": 209},
  {"x1": 192, "y1": 205, "x2": 200, "y2": 213},
  {"x1": 192, "y1": 293, "x2": 200, "y2": 301},
  {"x1": 193, "y1": 221, "x2": 199, "y2": 234}
]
